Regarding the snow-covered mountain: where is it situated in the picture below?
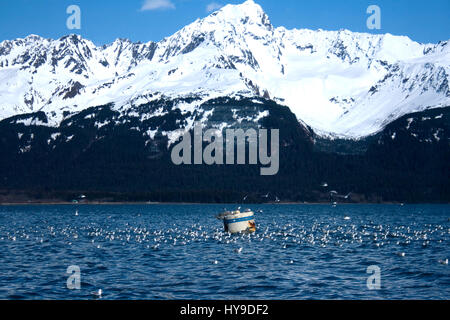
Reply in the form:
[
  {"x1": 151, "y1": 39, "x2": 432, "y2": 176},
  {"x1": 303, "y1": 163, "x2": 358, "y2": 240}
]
[{"x1": 0, "y1": 0, "x2": 449, "y2": 138}]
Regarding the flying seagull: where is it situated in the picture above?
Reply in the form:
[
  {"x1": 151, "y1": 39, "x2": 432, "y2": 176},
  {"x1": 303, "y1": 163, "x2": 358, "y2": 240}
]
[{"x1": 330, "y1": 191, "x2": 352, "y2": 199}]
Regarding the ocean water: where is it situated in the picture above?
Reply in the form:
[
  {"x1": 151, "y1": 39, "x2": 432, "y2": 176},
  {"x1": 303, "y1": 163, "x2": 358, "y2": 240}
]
[{"x1": 0, "y1": 204, "x2": 448, "y2": 300}]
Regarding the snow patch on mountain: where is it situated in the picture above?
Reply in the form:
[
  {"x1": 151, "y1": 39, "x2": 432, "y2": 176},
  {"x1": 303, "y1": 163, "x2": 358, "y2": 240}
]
[{"x1": 0, "y1": 0, "x2": 448, "y2": 138}]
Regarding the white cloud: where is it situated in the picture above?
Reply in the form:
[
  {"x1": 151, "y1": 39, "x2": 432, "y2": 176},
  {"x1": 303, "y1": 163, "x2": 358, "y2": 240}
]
[
  {"x1": 206, "y1": 2, "x2": 223, "y2": 13},
  {"x1": 141, "y1": 0, "x2": 175, "y2": 11}
]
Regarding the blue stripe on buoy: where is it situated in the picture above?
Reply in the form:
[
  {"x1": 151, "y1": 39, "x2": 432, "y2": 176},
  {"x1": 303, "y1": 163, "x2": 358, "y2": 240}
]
[{"x1": 224, "y1": 216, "x2": 254, "y2": 225}]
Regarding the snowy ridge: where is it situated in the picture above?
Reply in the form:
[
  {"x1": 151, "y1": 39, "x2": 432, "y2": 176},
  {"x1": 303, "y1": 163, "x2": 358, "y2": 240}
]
[{"x1": 0, "y1": 0, "x2": 449, "y2": 138}]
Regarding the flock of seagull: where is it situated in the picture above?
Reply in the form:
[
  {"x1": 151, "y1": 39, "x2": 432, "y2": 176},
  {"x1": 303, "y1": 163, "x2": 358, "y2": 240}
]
[
  {"x1": 1, "y1": 207, "x2": 448, "y2": 299},
  {"x1": 3, "y1": 216, "x2": 447, "y2": 259},
  {"x1": 243, "y1": 182, "x2": 351, "y2": 204}
]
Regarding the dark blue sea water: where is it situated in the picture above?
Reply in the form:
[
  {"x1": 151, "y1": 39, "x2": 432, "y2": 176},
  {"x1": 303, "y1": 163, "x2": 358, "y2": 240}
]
[{"x1": 0, "y1": 204, "x2": 448, "y2": 300}]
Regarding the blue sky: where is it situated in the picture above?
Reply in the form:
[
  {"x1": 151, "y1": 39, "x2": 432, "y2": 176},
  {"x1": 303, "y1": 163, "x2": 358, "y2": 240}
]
[{"x1": 0, "y1": 0, "x2": 448, "y2": 45}]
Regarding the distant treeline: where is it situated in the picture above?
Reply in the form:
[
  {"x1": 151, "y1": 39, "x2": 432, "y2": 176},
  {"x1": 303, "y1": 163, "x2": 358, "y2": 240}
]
[{"x1": 0, "y1": 100, "x2": 448, "y2": 204}]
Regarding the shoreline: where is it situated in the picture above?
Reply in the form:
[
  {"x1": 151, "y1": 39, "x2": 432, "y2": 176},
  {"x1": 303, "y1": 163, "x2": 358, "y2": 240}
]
[{"x1": 1, "y1": 201, "x2": 448, "y2": 206}]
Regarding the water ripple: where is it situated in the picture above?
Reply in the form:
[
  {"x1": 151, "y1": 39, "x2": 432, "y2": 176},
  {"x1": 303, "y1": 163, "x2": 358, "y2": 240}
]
[{"x1": 0, "y1": 204, "x2": 448, "y2": 299}]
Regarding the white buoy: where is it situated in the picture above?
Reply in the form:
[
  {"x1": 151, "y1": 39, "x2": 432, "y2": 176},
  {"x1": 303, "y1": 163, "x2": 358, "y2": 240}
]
[{"x1": 217, "y1": 209, "x2": 256, "y2": 234}]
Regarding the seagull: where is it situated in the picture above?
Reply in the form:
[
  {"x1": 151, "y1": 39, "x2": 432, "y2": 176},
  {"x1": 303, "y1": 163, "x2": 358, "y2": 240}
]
[
  {"x1": 234, "y1": 247, "x2": 243, "y2": 254},
  {"x1": 332, "y1": 192, "x2": 352, "y2": 199},
  {"x1": 320, "y1": 182, "x2": 328, "y2": 187},
  {"x1": 262, "y1": 192, "x2": 270, "y2": 198},
  {"x1": 438, "y1": 259, "x2": 448, "y2": 265},
  {"x1": 242, "y1": 195, "x2": 248, "y2": 201},
  {"x1": 397, "y1": 252, "x2": 406, "y2": 257},
  {"x1": 275, "y1": 196, "x2": 280, "y2": 203},
  {"x1": 75, "y1": 210, "x2": 79, "y2": 216},
  {"x1": 92, "y1": 289, "x2": 102, "y2": 298}
]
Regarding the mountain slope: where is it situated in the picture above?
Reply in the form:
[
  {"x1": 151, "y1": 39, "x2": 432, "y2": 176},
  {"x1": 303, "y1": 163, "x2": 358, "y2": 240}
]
[
  {"x1": 0, "y1": 0, "x2": 448, "y2": 137},
  {"x1": 0, "y1": 96, "x2": 448, "y2": 203}
]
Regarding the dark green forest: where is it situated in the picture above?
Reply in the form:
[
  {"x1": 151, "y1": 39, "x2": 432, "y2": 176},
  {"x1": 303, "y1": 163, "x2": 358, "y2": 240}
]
[{"x1": 0, "y1": 98, "x2": 448, "y2": 203}]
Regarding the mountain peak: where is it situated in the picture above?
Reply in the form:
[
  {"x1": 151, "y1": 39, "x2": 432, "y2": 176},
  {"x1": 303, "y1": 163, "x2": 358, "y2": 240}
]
[
  {"x1": 208, "y1": 0, "x2": 272, "y2": 31},
  {"x1": 238, "y1": 0, "x2": 261, "y2": 10},
  {"x1": 0, "y1": 1, "x2": 448, "y2": 138},
  {"x1": 24, "y1": 34, "x2": 43, "y2": 42}
]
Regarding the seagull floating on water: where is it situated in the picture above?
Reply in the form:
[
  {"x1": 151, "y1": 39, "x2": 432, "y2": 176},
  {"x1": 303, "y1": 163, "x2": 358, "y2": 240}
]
[
  {"x1": 438, "y1": 259, "x2": 448, "y2": 265},
  {"x1": 92, "y1": 289, "x2": 102, "y2": 298}
]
